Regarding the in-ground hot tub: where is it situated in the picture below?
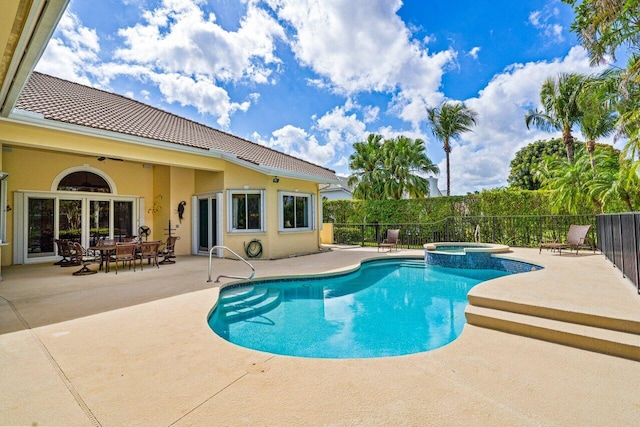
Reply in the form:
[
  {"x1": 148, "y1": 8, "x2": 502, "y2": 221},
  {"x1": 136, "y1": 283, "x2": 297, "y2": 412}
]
[
  {"x1": 423, "y1": 242, "x2": 539, "y2": 273},
  {"x1": 423, "y1": 242, "x2": 510, "y2": 254}
]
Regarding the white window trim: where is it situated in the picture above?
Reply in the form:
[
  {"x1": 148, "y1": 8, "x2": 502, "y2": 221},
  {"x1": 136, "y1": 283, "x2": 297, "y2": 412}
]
[
  {"x1": 226, "y1": 189, "x2": 266, "y2": 233},
  {"x1": 278, "y1": 191, "x2": 316, "y2": 232},
  {"x1": 51, "y1": 165, "x2": 118, "y2": 194}
]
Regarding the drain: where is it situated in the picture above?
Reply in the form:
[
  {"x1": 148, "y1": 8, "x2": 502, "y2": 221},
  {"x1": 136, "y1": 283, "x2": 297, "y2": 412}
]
[{"x1": 246, "y1": 361, "x2": 270, "y2": 374}]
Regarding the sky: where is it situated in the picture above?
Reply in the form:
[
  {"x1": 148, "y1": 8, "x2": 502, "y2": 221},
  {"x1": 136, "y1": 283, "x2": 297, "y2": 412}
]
[{"x1": 34, "y1": 0, "x2": 616, "y2": 194}]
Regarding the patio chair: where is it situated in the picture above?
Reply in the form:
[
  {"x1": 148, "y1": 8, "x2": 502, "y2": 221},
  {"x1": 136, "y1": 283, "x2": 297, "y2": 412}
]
[
  {"x1": 112, "y1": 242, "x2": 138, "y2": 274},
  {"x1": 159, "y1": 236, "x2": 180, "y2": 265},
  {"x1": 539, "y1": 224, "x2": 594, "y2": 256},
  {"x1": 138, "y1": 240, "x2": 161, "y2": 270},
  {"x1": 54, "y1": 239, "x2": 74, "y2": 266},
  {"x1": 69, "y1": 242, "x2": 100, "y2": 275},
  {"x1": 378, "y1": 229, "x2": 400, "y2": 253}
]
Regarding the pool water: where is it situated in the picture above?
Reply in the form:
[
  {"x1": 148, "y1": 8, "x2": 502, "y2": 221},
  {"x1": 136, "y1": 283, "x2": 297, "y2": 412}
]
[{"x1": 208, "y1": 259, "x2": 511, "y2": 359}]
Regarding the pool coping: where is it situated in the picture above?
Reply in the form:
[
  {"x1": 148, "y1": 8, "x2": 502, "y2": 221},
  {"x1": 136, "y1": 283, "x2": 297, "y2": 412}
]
[{"x1": 1, "y1": 247, "x2": 640, "y2": 425}]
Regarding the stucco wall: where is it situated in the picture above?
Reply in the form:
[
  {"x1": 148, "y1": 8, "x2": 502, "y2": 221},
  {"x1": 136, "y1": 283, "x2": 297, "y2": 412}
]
[
  {"x1": 222, "y1": 163, "x2": 321, "y2": 259},
  {"x1": 2, "y1": 146, "x2": 154, "y2": 265},
  {"x1": 0, "y1": 119, "x2": 327, "y2": 265}
]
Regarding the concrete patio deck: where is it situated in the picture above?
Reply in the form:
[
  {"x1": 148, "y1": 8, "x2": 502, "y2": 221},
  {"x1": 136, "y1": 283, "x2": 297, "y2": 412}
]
[{"x1": 1, "y1": 247, "x2": 639, "y2": 426}]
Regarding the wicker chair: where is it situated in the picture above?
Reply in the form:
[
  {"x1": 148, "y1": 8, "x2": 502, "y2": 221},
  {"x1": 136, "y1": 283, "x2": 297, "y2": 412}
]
[
  {"x1": 69, "y1": 242, "x2": 99, "y2": 275},
  {"x1": 54, "y1": 239, "x2": 75, "y2": 266},
  {"x1": 112, "y1": 242, "x2": 138, "y2": 274},
  {"x1": 159, "y1": 236, "x2": 180, "y2": 265},
  {"x1": 138, "y1": 240, "x2": 161, "y2": 270}
]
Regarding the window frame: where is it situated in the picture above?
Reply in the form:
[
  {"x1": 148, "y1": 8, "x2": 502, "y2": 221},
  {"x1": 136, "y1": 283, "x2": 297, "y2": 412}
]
[
  {"x1": 226, "y1": 189, "x2": 266, "y2": 233},
  {"x1": 278, "y1": 191, "x2": 316, "y2": 232}
]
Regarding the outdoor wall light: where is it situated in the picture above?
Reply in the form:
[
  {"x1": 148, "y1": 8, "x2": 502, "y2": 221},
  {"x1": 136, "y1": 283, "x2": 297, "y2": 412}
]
[{"x1": 273, "y1": 176, "x2": 279, "y2": 183}]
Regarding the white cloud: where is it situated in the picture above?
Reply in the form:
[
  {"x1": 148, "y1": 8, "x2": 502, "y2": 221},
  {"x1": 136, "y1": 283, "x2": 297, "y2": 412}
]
[
  {"x1": 259, "y1": 124, "x2": 335, "y2": 166},
  {"x1": 265, "y1": 0, "x2": 455, "y2": 127},
  {"x1": 440, "y1": 46, "x2": 607, "y2": 195},
  {"x1": 529, "y1": 5, "x2": 565, "y2": 43},
  {"x1": 115, "y1": 0, "x2": 284, "y2": 84},
  {"x1": 469, "y1": 47, "x2": 481, "y2": 60},
  {"x1": 35, "y1": 12, "x2": 100, "y2": 85},
  {"x1": 151, "y1": 73, "x2": 250, "y2": 127}
]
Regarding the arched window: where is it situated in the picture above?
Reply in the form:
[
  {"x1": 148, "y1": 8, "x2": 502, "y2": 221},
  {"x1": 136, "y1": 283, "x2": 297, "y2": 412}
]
[{"x1": 57, "y1": 171, "x2": 111, "y2": 193}]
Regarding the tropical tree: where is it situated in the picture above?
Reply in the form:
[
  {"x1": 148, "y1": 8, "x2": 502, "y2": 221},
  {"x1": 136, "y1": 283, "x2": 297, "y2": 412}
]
[
  {"x1": 588, "y1": 150, "x2": 640, "y2": 212},
  {"x1": 577, "y1": 75, "x2": 617, "y2": 169},
  {"x1": 426, "y1": 101, "x2": 478, "y2": 196},
  {"x1": 535, "y1": 153, "x2": 602, "y2": 214},
  {"x1": 383, "y1": 136, "x2": 439, "y2": 199},
  {"x1": 525, "y1": 73, "x2": 585, "y2": 164},
  {"x1": 348, "y1": 134, "x2": 438, "y2": 200},
  {"x1": 347, "y1": 134, "x2": 386, "y2": 200},
  {"x1": 563, "y1": 0, "x2": 639, "y2": 84},
  {"x1": 508, "y1": 139, "x2": 566, "y2": 190},
  {"x1": 563, "y1": 0, "x2": 640, "y2": 164}
]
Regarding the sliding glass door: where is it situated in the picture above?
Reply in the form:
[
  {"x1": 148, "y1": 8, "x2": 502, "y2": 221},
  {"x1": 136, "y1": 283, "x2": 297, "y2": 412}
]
[
  {"x1": 193, "y1": 193, "x2": 221, "y2": 255},
  {"x1": 17, "y1": 192, "x2": 139, "y2": 264}
]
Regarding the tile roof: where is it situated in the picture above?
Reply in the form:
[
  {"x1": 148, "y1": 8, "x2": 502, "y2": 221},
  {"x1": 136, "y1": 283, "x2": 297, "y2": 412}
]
[{"x1": 15, "y1": 72, "x2": 338, "y2": 182}]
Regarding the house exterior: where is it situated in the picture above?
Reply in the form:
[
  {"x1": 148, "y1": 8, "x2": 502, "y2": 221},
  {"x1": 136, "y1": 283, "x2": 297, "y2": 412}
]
[
  {"x1": 319, "y1": 177, "x2": 353, "y2": 201},
  {"x1": 0, "y1": 0, "x2": 339, "y2": 269}
]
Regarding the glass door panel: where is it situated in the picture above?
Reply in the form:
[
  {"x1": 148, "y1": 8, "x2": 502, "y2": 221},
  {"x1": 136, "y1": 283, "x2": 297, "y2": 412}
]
[
  {"x1": 27, "y1": 198, "x2": 55, "y2": 258},
  {"x1": 199, "y1": 198, "x2": 208, "y2": 251},
  {"x1": 197, "y1": 196, "x2": 218, "y2": 253},
  {"x1": 89, "y1": 200, "x2": 110, "y2": 246},
  {"x1": 114, "y1": 201, "x2": 133, "y2": 241},
  {"x1": 59, "y1": 199, "x2": 82, "y2": 243},
  {"x1": 198, "y1": 197, "x2": 218, "y2": 252}
]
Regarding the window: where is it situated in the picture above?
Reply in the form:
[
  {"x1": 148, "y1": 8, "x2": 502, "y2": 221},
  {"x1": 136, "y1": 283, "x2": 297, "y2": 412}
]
[
  {"x1": 279, "y1": 191, "x2": 315, "y2": 231},
  {"x1": 57, "y1": 171, "x2": 111, "y2": 193},
  {"x1": 227, "y1": 190, "x2": 265, "y2": 232}
]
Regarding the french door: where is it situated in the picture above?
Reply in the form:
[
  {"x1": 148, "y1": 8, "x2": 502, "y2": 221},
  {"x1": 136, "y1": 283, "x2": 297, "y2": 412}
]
[
  {"x1": 192, "y1": 193, "x2": 222, "y2": 256},
  {"x1": 15, "y1": 192, "x2": 139, "y2": 264}
]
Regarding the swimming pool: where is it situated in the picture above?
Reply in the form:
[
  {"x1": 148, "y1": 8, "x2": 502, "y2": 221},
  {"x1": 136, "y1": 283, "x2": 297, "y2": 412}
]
[{"x1": 208, "y1": 258, "x2": 529, "y2": 359}]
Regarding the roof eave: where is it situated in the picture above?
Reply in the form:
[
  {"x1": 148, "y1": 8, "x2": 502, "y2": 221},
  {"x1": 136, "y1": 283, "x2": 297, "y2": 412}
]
[
  {"x1": 0, "y1": 0, "x2": 70, "y2": 117},
  {"x1": 5, "y1": 110, "x2": 340, "y2": 183}
]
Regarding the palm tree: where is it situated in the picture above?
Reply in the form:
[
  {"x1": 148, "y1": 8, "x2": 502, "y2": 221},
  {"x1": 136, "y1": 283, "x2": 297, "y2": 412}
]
[
  {"x1": 347, "y1": 134, "x2": 387, "y2": 200},
  {"x1": 426, "y1": 101, "x2": 478, "y2": 196},
  {"x1": 348, "y1": 134, "x2": 439, "y2": 200},
  {"x1": 577, "y1": 75, "x2": 617, "y2": 169},
  {"x1": 536, "y1": 154, "x2": 602, "y2": 214},
  {"x1": 383, "y1": 136, "x2": 439, "y2": 199},
  {"x1": 525, "y1": 73, "x2": 585, "y2": 164}
]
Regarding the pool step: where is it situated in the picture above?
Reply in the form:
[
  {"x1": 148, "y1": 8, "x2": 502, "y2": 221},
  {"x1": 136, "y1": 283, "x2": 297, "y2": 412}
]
[
  {"x1": 221, "y1": 288, "x2": 282, "y2": 322},
  {"x1": 222, "y1": 287, "x2": 270, "y2": 310},
  {"x1": 219, "y1": 285, "x2": 255, "y2": 303},
  {"x1": 465, "y1": 304, "x2": 640, "y2": 362}
]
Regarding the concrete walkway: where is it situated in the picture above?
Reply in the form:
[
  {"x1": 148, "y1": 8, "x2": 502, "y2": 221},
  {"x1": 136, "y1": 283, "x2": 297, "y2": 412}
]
[{"x1": 1, "y1": 247, "x2": 639, "y2": 426}]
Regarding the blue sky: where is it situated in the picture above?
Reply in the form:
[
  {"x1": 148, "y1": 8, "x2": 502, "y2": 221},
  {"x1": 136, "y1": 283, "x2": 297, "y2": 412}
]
[{"x1": 34, "y1": 0, "x2": 613, "y2": 194}]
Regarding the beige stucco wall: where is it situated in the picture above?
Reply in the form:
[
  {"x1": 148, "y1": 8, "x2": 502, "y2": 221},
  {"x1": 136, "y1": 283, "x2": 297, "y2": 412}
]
[
  {"x1": 0, "y1": 119, "x2": 327, "y2": 265},
  {"x1": 320, "y1": 223, "x2": 333, "y2": 245},
  {"x1": 222, "y1": 163, "x2": 321, "y2": 259},
  {"x1": 2, "y1": 145, "x2": 155, "y2": 265},
  {"x1": 168, "y1": 167, "x2": 194, "y2": 256}
]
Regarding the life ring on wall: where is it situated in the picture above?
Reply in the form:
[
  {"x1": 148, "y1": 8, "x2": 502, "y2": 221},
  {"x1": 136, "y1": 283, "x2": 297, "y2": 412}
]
[{"x1": 245, "y1": 239, "x2": 263, "y2": 258}]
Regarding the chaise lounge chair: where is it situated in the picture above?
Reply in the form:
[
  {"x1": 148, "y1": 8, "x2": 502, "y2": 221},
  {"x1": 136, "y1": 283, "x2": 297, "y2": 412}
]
[{"x1": 539, "y1": 224, "x2": 593, "y2": 255}]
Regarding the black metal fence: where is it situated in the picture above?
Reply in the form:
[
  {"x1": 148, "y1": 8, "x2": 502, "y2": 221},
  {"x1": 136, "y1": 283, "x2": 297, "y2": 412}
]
[
  {"x1": 331, "y1": 214, "x2": 597, "y2": 249},
  {"x1": 597, "y1": 213, "x2": 640, "y2": 294}
]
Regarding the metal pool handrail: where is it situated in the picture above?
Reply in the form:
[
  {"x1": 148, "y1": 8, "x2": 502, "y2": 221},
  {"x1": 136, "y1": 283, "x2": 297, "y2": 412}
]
[{"x1": 208, "y1": 245, "x2": 256, "y2": 283}]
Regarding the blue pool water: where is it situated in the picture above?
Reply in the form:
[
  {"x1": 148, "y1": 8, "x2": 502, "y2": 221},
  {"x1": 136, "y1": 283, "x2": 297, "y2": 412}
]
[{"x1": 208, "y1": 258, "x2": 512, "y2": 359}]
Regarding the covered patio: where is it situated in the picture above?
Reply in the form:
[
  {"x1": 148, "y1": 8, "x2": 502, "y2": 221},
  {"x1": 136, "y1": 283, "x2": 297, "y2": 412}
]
[{"x1": 1, "y1": 247, "x2": 639, "y2": 425}]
